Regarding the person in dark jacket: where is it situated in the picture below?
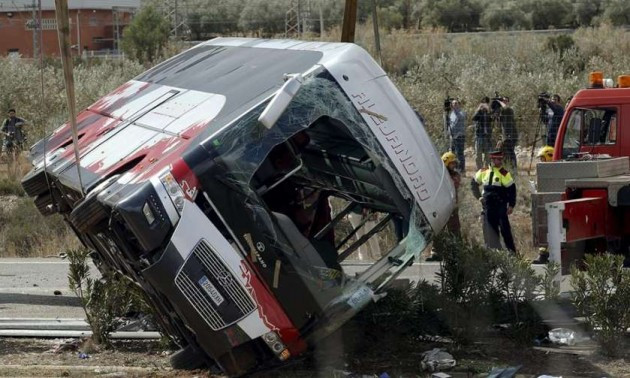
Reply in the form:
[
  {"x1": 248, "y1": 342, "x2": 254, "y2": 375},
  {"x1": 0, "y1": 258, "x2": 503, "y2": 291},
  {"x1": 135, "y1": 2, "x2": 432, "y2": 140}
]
[
  {"x1": 496, "y1": 97, "x2": 518, "y2": 173},
  {"x1": 1, "y1": 108, "x2": 26, "y2": 152},
  {"x1": 473, "y1": 97, "x2": 492, "y2": 169},
  {"x1": 543, "y1": 94, "x2": 565, "y2": 147},
  {"x1": 471, "y1": 150, "x2": 517, "y2": 252}
]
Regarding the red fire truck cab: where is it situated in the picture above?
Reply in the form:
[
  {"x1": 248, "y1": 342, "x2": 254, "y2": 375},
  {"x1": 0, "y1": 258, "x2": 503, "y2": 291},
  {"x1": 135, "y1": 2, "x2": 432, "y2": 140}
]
[{"x1": 535, "y1": 72, "x2": 630, "y2": 273}]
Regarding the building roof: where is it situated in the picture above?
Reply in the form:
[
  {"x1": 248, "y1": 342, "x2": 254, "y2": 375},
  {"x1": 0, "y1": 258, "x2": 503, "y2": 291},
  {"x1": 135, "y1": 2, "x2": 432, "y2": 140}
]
[{"x1": 0, "y1": 0, "x2": 140, "y2": 12}]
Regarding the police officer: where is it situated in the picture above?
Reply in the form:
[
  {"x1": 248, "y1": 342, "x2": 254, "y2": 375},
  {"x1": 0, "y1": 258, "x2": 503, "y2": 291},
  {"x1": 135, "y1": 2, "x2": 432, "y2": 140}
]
[{"x1": 471, "y1": 150, "x2": 517, "y2": 252}]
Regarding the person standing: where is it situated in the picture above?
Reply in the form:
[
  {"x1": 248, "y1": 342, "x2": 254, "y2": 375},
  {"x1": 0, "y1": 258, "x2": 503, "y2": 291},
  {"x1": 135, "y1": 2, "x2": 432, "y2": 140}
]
[
  {"x1": 441, "y1": 151, "x2": 461, "y2": 236},
  {"x1": 471, "y1": 150, "x2": 517, "y2": 253},
  {"x1": 473, "y1": 97, "x2": 492, "y2": 169},
  {"x1": 1, "y1": 108, "x2": 26, "y2": 153},
  {"x1": 532, "y1": 145, "x2": 554, "y2": 264},
  {"x1": 448, "y1": 100, "x2": 466, "y2": 173},
  {"x1": 496, "y1": 97, "x2": 518, "y2": 173},
  {"x1": 427, "y1": 151, "x2": 462, "y2": 261},
  {"x1": 543, "y1": 94, "x2": 565, "y2": 147}
]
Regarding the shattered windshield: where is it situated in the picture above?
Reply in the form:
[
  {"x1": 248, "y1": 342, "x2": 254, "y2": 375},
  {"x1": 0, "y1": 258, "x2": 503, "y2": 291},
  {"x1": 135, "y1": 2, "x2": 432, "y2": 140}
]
[{"x1": 200, "y1": 68, "x2": 431, "y2": 330}]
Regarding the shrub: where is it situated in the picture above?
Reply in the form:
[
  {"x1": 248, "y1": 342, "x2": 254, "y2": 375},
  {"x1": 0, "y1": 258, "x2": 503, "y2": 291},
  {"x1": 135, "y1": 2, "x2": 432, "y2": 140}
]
[
  {"x1": 431, "y1": 232, "x2": 552, "y2": 344},
  {"x1": 545, "y1": 35, "x2": 576, "y2": 58},
  {"x1": 433, "y1": 231, "x2": 501, "y2": 343},
  {"x1": 67, "y1": 247, "x2": 151, "y2": 346},
  {"x1": 0, "y1": 177, "x2": 25, "y2": 196},
  {"x1": 570, "y1": 253, "x2": 630, "y2": 357}
]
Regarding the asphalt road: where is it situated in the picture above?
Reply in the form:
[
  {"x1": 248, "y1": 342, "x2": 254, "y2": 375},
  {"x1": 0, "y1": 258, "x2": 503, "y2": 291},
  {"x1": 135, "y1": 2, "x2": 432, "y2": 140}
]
[
  {"x1": 0, "y1": 258, "x2": 569, "y2": 320},
  {"x1": 0, "y1": 258, "x2": 99, "y2": 318}
]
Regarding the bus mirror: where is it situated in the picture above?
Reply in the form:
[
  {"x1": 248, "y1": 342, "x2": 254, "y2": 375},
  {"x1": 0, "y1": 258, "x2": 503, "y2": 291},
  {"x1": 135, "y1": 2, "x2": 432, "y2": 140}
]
[{"x1": 259, "y1": 73, "x2": 303, "y2": 129}]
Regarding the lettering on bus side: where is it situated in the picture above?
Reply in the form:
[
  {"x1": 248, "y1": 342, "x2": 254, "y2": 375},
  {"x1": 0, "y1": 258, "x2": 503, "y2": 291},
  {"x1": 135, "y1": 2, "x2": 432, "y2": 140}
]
[{"x1": 350, "y1": 92, "x2": 430, "y2": 202}]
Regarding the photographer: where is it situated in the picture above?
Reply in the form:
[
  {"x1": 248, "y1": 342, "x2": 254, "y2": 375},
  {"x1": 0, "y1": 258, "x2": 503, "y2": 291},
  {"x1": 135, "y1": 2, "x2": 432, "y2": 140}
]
[
  {"x1": 447, "y1": 99, "x2": 467, "y2": 173},
  {"x1": 495, "y1": 97, "x2": 518, "y2": 173},
  {"x1": 473, "y1": 97, "x2": 492, "y2": 169},
  {"x1": 539, "y1": 93, "x2": 564, "y2": 147}
]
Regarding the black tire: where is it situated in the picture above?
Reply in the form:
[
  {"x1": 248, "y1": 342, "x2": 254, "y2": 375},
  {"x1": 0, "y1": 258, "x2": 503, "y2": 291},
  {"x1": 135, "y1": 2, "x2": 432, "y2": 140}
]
[
  {"x1": 69, "y1": 194, "x2": 108, "y2": 233},
  {"x1": 34, "y1": 192, "x2": 54, "y2": 216},
  {"x1": 170, "y1": 344, "x2": 209, "y2": 370},
  {"x1": 21, "y1": 168, "x2": 50, "y2": 197}
]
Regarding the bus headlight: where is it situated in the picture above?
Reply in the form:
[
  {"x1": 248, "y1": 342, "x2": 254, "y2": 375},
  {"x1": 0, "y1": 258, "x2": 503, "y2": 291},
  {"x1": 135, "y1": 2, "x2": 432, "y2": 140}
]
[{"x1": 159, "y1": 171, "x2": 185, "y2": 213}]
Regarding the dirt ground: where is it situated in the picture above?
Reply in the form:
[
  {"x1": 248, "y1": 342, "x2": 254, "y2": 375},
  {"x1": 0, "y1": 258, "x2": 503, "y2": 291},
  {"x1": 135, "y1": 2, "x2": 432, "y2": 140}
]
[{"x1": 0, "y1": 334, "x2": 628, "y2": 377}]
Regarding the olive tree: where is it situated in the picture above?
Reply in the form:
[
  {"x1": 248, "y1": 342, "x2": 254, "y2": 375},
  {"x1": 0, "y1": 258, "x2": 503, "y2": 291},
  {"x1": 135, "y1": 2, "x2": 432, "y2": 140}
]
[{"x1": 121, "y1": 6, "x2": 170, "y2": 63}]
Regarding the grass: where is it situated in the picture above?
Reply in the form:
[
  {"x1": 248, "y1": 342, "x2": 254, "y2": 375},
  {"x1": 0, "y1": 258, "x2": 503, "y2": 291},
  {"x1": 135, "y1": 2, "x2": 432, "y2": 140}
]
[{"x1": 0, "y1": 196, "x2": 80, "y2": 257}]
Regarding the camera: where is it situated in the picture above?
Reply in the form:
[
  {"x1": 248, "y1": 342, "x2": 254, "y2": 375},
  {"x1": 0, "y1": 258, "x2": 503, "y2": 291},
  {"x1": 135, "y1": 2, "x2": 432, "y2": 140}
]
[
  {"x1": 537, "y1": 92, "x2": 550, "y2": 109},
  {"x1": 490, "y1": 92, "x2": 503, "y2": 113},
  {"x1": 444, "y1": 96, "x2": 454, "y2": 112}
]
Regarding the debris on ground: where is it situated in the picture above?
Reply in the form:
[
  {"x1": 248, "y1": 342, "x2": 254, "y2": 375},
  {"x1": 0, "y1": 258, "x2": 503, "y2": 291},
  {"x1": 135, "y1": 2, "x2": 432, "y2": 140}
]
[
  {"x1": 420, "y1": 348, "x2": 456, "y2": 372},
  {"x1": 487, "y1": 365, "x2": 521, "y2": 378},
  {"x1": 115, "y1": 314, "x2": 158, "y2": 332},
  {"x1": 548, "y1": 328, "x2": 590, "y2": 346},
  {"x1": 49, "y1": 339, "x2": 82, "y2": 353}
]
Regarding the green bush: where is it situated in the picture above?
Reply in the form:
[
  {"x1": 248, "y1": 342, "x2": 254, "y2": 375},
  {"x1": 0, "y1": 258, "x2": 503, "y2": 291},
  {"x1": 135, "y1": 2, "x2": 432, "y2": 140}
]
[
  {"x1": 433, "y1": 232, "x2": 501, "y2": 343},
  {"x1": 346, "y1": 233, "x2": 560, "y2": 348},
  {"x1": 571, "y1": 253, "x2": 630, "y2": 357},
  {"x1": 431, "y1": 232, "x2": 554, "y2": 344},
  {"x1": 545, "y1": 34, "x2": 576, "y2": 57},
  {"x1": 67, "y1": 247, "x2": 151, "y2": 347}
]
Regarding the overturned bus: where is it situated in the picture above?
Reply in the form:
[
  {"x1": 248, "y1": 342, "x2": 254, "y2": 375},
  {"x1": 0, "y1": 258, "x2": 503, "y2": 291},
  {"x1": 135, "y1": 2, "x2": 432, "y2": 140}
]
[{"x1": 22, "y1": 39, "x2": 455, "y2": 375}]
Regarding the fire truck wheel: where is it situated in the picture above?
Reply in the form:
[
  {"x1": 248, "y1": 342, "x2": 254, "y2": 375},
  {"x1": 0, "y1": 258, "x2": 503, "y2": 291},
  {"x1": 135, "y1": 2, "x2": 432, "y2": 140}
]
[
  {"x1": 21, "y1": 168, "x2": 50, "y2": 197},
  {"x1": 34, "y1": 192, "x2": 55, "y2": 216},
  {"x1": 69, "y1": 195, "x2": 108, "y2": 233},
  {"x1": 170, "y1": 344, "x2": 208, "y2": 370}
]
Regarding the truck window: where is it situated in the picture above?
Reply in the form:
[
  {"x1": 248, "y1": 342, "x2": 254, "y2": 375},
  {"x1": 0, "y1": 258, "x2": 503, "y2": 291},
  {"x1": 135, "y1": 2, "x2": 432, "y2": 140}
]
[
  {"x1": 562, "y1": 109, "x2": 581, "y2": 158},
  {"x1": 582, "y1": 108, "x2": 617, "y2": 145},
  {"x1": 562, "y1": 108, "x2": 618, "y2": 158}
]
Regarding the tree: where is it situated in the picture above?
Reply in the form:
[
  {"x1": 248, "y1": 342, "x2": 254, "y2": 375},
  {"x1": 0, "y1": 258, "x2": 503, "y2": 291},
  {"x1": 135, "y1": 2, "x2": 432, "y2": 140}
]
[
  {"x1": 573, "y1": 0, "x2": 604, "y2": 27},
  {"x1": 121, "y1": 6, "x2": 170, "y2": 63},
  {"x1": 238, "y1": 0, "x2": 287, "y2": 36},
  {"x1": 420, "y1": 0, "x2": 482, "y2": 32},
  {"x1": 187, "y1": 0, "x2": 246, "y2": 39},
  {"x1": 602, "y1": 0, "x2": 630, "y2": 26},
  {"x1": 519, "y1": 0, "x2": 573, "y2": 30},
  {"x1": 481, "y1": 4, "x2": 530, "y2": 30},
  {"x1": 378, "y1": 5, "x2": 405, "y2": 30}
]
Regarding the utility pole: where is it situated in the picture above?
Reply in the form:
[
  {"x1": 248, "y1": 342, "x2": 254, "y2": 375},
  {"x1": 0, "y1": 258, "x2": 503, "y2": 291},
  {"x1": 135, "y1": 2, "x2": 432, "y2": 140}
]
[
  {"x1": 285, "y1": 0, "x2": 300, "y2": 37},
  {"x1": 164, "y1": 0, "x2": 189, "y2": 38},
  {"x1": 319, "y1": 0, "x2": 324, "y2": 39},
  {"x1": 31, "y1": 0, "x2": 38, "y2": 58},
  {"x1": 341, "y1": 0, "x2": 357, "y2": 42},
  {"x1": 76, "y1": 10, "x2": 81, "y2": 56},
  {"x1": 372, "y1": 0, "x2": 382, "y2": 65},
  {"x1": 301, "y1": 0, "x2": 311, "y2": 35}
]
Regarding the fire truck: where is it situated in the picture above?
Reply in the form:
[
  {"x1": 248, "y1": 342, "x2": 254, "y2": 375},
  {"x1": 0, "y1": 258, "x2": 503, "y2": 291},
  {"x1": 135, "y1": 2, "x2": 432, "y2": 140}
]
[{"x1": 533, "y1": 72, "x2": 630, "y2": 274}]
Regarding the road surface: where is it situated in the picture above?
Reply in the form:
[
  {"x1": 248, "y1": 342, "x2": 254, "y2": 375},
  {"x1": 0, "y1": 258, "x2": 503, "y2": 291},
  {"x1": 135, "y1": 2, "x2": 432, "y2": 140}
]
[{"x1": 0, "y1": 258, "x2": 568, "y2": 320}]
